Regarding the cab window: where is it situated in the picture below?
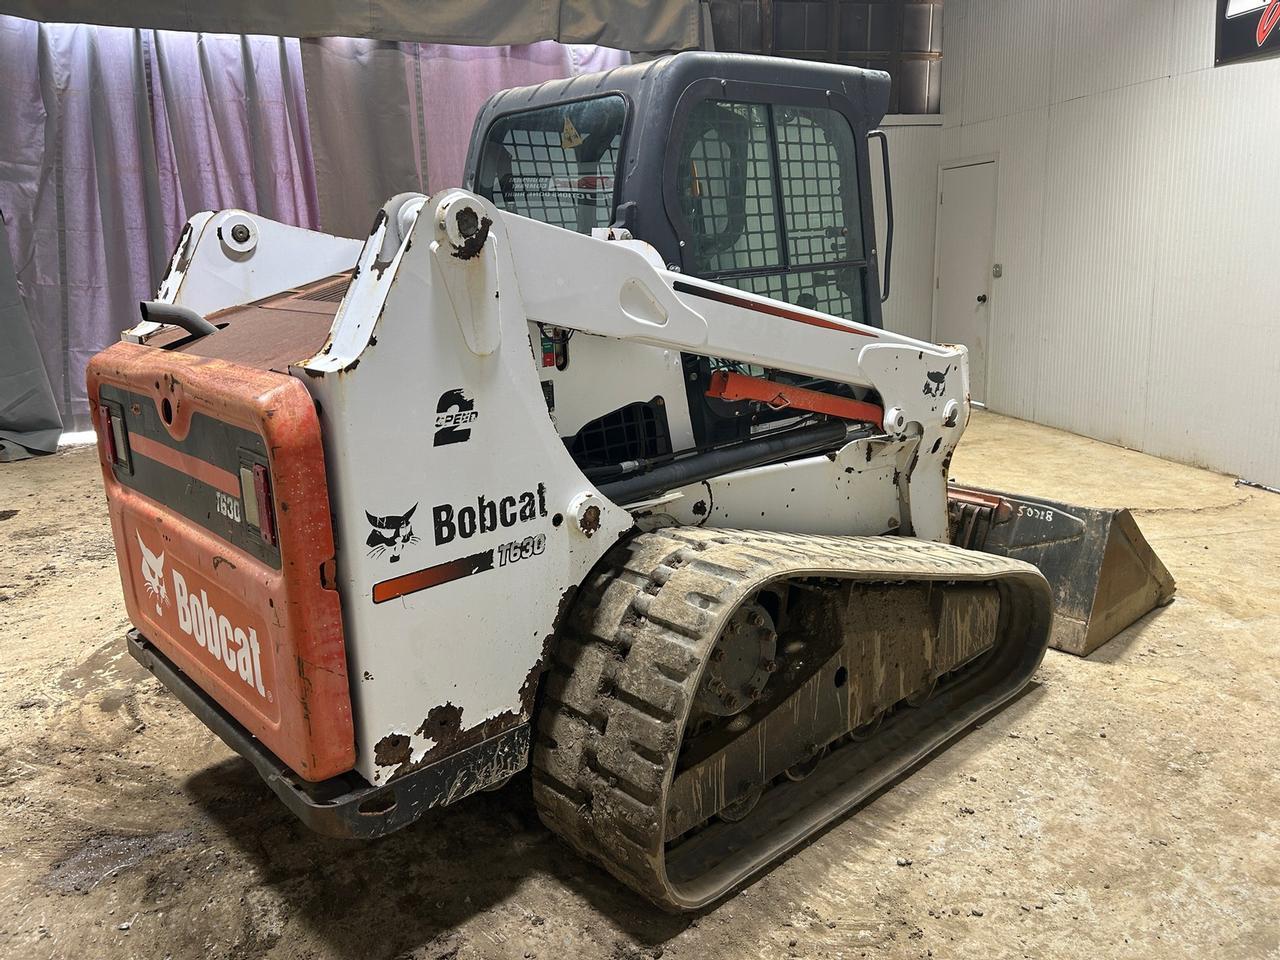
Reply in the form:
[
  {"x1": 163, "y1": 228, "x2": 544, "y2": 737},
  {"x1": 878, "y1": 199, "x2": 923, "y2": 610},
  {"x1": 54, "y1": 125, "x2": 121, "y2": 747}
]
[
  {"x1": 475, "y1": 96, "x2": 626, "y2": 235},
  {"x1": 676, "y1": 99, "x2": 866, "y2": 322}
]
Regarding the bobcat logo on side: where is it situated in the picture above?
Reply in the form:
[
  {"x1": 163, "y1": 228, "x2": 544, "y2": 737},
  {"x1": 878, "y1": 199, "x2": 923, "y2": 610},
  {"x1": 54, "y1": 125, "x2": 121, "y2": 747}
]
[
  {"x1": 137, "y1": 532, "x2": 169, "y2": 615},
  {"x1": 366, "y1": 504, "x2": 419, "y2": 563},
  {"x1": 923, "y1": 365, "x2": 951, "y2": 399}
]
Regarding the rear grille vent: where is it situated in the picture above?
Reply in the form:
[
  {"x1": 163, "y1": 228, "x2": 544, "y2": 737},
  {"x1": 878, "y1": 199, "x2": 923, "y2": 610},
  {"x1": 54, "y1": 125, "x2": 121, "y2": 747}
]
[{"x1": 296, "y1": 276, "x2": 351, "y2": 303}]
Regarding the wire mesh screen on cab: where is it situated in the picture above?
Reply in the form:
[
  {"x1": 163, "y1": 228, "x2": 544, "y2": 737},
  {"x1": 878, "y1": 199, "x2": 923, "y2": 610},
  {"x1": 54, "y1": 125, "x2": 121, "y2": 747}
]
[
  {"x1": 475, "y1": 96, "x2": 626, "y2": 235},
  {"x1": 676, "y1": 100, "x2": 866, "y2": 323}
]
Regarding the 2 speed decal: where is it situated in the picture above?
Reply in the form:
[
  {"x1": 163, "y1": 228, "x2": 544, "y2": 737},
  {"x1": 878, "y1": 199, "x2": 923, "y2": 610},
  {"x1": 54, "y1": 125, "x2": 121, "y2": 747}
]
[{"x1": 434, "y1": 388, "x2": 478, "y2": 446}]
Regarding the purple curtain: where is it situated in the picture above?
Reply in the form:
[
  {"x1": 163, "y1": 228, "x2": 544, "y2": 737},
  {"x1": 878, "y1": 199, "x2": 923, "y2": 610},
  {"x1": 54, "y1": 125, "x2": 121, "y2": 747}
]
[
  {"x1": 0, "y1": 17, "x2": 316, "y2": 432},
  {"x1": 0, "y1": 14, "x2": 626, "y2": 434},
  {"x1": 300, "y1": 38, "x2": 630, "y2": 238}
]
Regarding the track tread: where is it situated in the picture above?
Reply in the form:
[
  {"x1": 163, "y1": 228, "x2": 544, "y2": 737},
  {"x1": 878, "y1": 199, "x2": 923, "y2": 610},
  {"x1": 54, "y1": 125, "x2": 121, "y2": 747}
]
[{"x1": 531, "y1": 527, "x2": 1049, "y2": 910}]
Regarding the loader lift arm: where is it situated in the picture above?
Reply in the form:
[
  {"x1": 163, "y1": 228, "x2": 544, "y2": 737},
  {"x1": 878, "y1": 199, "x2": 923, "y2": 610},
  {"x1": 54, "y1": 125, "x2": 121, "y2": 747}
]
[{"x1": 301, "y1": 190, "x2": 969, "y2": 545}]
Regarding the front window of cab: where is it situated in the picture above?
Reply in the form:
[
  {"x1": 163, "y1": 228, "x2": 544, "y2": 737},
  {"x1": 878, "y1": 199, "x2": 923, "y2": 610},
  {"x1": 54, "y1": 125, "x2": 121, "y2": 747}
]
[{"x1": 475, "y1": 95, "x2": 627, "y2": 236}]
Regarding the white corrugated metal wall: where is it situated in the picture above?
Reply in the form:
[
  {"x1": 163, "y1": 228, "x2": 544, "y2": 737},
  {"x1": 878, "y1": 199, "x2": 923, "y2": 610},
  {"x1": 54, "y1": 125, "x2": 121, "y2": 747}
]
[
  {"x1": 937, "y1": 0, "x2": 1280, "y2": 486},
  {"x1": 874, "y1": 117, "x2": 943, "y2": 343}
]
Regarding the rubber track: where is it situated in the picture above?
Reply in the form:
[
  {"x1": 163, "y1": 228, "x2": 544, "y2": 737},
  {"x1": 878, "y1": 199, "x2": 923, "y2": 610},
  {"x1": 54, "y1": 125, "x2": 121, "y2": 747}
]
[{"x1": 532, "y1": 527, "x2": 1048, "y2": 910}]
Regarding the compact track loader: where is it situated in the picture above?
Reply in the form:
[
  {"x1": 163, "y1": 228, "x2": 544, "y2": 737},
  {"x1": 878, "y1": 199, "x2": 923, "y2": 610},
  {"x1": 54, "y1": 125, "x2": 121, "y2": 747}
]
[{"x1": 88, "y1": 53, "x2": 1171, "y2": 910}]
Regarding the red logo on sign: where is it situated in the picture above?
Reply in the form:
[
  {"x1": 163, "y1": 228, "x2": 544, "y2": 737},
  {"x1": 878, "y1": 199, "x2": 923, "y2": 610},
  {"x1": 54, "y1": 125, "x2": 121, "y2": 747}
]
[
  {"x1": 129, "y1": 527, "x2": 276, "y2": 709},
  {"x1": 1260, "y1": 0, "x2": 1280, "y2": 45}
]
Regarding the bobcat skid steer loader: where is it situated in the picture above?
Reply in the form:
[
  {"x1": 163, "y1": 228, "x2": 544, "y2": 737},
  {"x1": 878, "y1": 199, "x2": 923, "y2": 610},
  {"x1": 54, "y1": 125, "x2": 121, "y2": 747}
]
[{"x1": 87, "y1": 53, "x2": 1170, "y2": 910}]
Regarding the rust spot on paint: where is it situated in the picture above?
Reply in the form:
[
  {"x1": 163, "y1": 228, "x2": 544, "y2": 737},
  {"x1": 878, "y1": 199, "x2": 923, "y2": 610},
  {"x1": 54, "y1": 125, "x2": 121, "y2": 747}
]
[
  {"x1": 374, "y1": 733, "x2": 412, "y2": 767},
  {"x1": 578, "y1": 504, "x2": 601, "y2": 537},
  {"x1": 382, "y1": 585, "x2": 581, "y2": 781},
  {"x1": 451, "y1": 215, "x2": 492, "y2": 261},
  {"x1": 416, "y1": 702, "x2": 464, "y2": 743}
]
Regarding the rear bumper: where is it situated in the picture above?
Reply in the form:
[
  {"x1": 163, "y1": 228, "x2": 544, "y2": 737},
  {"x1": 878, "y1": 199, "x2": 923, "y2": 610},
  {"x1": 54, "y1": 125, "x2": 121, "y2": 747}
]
[{"x1": 128, "y1": 630, "x2": 530, "y2": 839}]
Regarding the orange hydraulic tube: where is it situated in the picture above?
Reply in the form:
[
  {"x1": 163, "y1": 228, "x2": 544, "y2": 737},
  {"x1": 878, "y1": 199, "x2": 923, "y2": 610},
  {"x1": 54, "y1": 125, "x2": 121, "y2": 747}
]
[{"x1": 707, "y1": 370, "x2": 884, "y2": 429}]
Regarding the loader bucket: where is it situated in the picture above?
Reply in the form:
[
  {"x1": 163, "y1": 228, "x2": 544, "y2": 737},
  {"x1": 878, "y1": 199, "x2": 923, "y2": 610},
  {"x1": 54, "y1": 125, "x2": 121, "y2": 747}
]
[{"x1": 948, "y1": 485, "x2": 1175, "y2": 657}]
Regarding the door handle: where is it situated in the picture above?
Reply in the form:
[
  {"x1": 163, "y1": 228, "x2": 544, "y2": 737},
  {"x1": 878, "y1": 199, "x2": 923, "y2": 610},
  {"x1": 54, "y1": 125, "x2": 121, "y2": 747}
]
[{"x1": 976, "y1": 294, "x2": 988, "y2": 303}]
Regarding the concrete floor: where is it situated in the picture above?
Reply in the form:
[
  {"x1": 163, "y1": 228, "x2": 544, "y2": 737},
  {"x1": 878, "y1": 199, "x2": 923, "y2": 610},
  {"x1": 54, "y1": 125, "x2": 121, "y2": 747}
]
[{"x1": 1, "y1": 411, "x2": 1277, "y2": 960}]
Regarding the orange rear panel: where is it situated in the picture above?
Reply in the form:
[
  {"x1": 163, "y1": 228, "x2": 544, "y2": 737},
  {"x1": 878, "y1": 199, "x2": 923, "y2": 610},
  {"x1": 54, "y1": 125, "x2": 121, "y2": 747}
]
[{"x1": 87, "y1": 342, "x2": 354, "y2": 781}]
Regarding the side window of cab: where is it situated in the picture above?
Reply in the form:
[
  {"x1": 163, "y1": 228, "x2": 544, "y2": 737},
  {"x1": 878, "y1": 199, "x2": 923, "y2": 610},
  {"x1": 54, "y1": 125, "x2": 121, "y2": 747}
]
[
  {"x1": 675, "y1": 99, "x2": 867, "y2": 323},
  {"x1": 475, "y1": 96, "x2": 627, "y2": 236}
]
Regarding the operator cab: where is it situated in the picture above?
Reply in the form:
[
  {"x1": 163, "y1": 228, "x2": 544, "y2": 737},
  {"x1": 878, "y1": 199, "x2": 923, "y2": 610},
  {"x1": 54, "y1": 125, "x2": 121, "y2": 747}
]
[{"x1": 463, "y1": 51, "x2": 893, "y2": 452}]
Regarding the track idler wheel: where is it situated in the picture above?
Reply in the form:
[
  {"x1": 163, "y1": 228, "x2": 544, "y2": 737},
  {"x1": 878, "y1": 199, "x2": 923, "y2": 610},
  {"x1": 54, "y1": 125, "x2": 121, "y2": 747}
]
[
  {"x1": 695, "y1": 601, "x2": 776, "y2": 716},
  {"x1": 784, "y1": 745, "x2": 829, "y2": 782}
]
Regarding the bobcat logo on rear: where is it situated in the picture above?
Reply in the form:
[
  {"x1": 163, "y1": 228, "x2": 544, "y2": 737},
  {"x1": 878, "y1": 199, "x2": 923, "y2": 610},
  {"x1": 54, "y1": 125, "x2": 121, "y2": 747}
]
[
  {"x1": 135, "y1": 529, "x2": 268, "y2": 700},
  {"x1": 137, "y1": 532, "x2": 169, "y2": 615}
]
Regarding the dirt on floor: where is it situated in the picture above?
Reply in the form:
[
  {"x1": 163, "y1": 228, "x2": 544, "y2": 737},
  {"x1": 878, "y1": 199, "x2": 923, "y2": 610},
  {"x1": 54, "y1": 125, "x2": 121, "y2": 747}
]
[{"x1": 0, "y1": 411, "x2": 1277, "y2": 960}]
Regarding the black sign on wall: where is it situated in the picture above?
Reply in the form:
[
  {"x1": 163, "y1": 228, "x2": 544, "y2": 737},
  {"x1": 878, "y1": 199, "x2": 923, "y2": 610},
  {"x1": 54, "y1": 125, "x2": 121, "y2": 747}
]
[{"x1": 1217, "y1": 0, "x2": 1280, "y2": 65}]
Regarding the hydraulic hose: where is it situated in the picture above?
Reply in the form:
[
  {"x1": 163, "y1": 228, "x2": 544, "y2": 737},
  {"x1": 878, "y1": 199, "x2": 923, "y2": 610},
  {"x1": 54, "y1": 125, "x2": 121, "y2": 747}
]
[{"x1": 599, "y1": 420, "x2": 858, "y2": 506}]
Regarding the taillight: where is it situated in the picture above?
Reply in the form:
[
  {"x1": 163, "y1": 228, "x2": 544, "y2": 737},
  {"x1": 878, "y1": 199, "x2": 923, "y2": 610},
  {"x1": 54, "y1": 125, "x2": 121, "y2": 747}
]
[
  {"x1": 239, "y1": 460, "x2": 277, "y2": 547},
  {"x1": 99, "y1": 401, "x2": 130, "y2": 469},
  {"x1": 254, "y1": 463, "x2": 277, "y2": 547},
  {"x1": 99, "y1": 404, "x2": 115, "y2": 458}
]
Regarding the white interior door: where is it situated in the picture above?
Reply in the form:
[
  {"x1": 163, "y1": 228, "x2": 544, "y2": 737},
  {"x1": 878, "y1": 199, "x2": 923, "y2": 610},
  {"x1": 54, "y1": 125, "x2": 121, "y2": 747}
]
[{"x1": 934, "y1": 161, "x2": 997, "y2": 402}]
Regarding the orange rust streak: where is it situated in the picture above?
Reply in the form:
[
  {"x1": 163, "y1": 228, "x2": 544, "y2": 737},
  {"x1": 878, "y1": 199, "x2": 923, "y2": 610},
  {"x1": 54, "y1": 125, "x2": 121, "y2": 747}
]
[
  {"x1": 130, "y1": 433, "x2": 241, "y2": 498},
  {"x1": 947, "y1": 486, "x2": 1005, "y2": 511}
]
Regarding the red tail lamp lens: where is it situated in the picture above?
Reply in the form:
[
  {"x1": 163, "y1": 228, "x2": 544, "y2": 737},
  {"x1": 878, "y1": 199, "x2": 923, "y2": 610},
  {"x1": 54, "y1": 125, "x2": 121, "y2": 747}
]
[{"x1": 253, "y1": 463, "x2": 277, "y2": 547}]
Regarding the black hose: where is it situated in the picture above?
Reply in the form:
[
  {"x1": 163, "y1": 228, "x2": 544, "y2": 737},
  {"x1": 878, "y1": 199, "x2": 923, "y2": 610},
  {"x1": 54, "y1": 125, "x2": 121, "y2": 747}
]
[
  {"x1": 599, "y1": 420, "x2": 855, "y2": 506},
  {"x1": 581, "y1": 414, "x2": 826, "y2": 482},
  {"x1": 139, "y1": 300, "x2": 218, "y2": 339}
]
